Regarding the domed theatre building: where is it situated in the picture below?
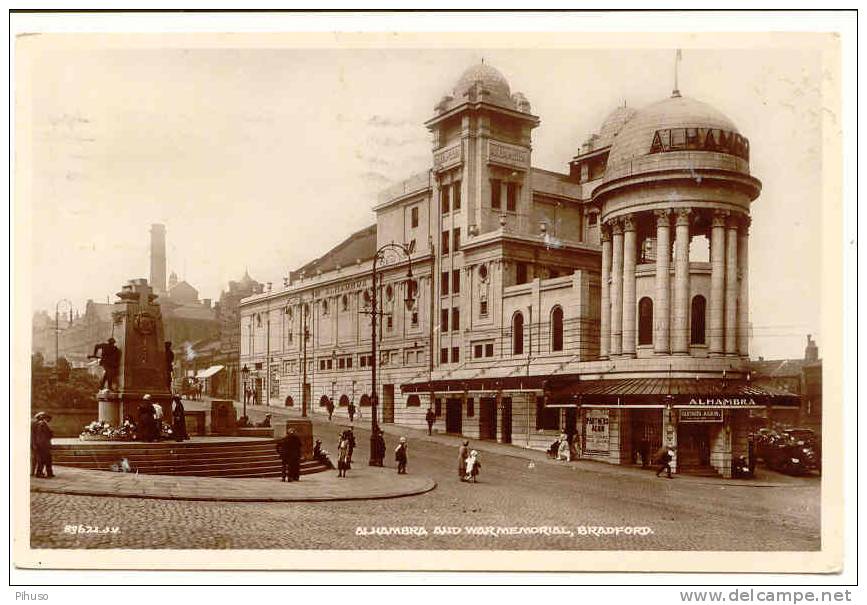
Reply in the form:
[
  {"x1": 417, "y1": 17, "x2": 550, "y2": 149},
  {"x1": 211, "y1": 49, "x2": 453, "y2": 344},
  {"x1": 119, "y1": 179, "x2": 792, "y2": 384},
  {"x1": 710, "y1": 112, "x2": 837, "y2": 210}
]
[{"x1": 239, "y1": 63, "x2": 797, "y2": 477}]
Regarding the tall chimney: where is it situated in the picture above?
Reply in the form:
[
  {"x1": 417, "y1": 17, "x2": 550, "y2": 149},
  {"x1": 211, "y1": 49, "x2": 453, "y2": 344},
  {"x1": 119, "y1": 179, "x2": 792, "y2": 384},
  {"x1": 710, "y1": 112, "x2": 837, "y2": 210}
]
[{"x1": 150, "y1": 224, "x2": 167, "y2": 294}]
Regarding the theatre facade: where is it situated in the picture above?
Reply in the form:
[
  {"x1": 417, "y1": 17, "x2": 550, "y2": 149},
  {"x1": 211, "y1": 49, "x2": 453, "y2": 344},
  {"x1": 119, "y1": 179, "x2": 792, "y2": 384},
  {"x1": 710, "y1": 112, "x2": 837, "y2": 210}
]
[{"x1": 239, "y1": 62, "x2": 797, "y2": 477}]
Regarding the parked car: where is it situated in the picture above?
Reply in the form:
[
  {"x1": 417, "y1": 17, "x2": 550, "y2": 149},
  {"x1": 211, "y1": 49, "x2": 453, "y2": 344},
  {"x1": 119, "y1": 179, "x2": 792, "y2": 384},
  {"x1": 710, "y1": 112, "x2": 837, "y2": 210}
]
[{"x1": 765, "y1": 440, "x2": 819, "y2": 475}]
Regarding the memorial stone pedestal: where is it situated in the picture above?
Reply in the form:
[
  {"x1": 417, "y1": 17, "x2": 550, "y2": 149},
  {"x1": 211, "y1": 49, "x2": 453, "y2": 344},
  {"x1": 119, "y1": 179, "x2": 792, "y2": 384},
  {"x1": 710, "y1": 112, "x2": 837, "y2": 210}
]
[{"x1": 97, "y1": 279, "x2": 172, "y2": 425}]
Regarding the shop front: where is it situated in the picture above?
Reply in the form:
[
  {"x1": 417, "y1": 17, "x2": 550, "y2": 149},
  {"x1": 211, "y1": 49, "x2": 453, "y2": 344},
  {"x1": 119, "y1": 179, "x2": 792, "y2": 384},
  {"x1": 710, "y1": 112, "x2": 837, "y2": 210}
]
[{"x1": 557, "y1": 378, "x2": 799, "y2": 478}]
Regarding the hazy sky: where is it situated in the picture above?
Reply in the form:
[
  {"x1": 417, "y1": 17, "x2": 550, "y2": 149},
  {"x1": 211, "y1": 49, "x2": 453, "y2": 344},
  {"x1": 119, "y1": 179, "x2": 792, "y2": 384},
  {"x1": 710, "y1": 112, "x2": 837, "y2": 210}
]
[{"x1": 21, "y1": 41, "x2": 824, "y2": 359}]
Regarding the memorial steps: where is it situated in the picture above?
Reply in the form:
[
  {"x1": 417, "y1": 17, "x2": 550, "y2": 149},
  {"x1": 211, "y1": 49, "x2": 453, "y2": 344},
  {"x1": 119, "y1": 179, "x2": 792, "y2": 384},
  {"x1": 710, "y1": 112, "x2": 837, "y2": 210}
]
[{"x1": 52, "y1": 438, "x2": 330, "y2": 478}]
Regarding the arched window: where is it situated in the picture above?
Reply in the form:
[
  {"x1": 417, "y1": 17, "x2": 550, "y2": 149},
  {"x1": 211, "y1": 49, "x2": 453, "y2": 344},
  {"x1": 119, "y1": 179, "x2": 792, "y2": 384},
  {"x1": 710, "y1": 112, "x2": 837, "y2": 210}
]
[
  {"x1": 512, "y1": 312, "x2": 524, "y2": 355},
  {"x1": 339, "y1": 394, "x2": 350, "y2": 407},
  {"x1": 284, "y1": 395, "x2": 294, "y2": 407},
  {"x1": 359, "y1": 394, "x2": 371, "y2": 407},
  {"x1": 638, "y1": 297, "x2": 654, "y2": 345},
  {"x1": 319, "y1": 395, "x2": 330, "y2": 408},
  {"x1": 691, "y1": 295, "x2": 707, "y2": 345},
  {"x1": 406, "y1": 395, "x2": 421, "y2": 407},
  {"x1": 550, "y1": 306, "x2": 564, "y2": 352}
]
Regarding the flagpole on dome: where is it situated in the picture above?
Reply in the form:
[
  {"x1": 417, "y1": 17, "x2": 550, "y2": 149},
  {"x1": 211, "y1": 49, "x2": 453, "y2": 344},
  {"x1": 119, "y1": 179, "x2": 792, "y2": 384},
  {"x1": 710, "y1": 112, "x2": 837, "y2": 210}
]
[{"x1": 672, "y1": 48, "x2": 682, "y2": 98}]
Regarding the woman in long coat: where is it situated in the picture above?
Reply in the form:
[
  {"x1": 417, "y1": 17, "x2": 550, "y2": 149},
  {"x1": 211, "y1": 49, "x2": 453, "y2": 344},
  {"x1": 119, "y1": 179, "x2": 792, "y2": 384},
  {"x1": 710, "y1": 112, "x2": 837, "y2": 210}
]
[
  {"x1": 172, "y1": 396, "x2": 189, "y2": 442},
  {"x1": 458, "y1": 440, "x2": 469, "y2": 481},
  {"x1": 138, "y1": 399, "x2": 156, "y2": 442}
]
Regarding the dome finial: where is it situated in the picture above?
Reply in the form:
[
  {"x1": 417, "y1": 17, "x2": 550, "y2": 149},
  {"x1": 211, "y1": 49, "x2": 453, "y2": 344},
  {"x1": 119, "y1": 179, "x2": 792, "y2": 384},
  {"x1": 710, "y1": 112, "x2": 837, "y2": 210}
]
[{"x1": 672, "y1": 48, "x2": 682, "y2": 98}]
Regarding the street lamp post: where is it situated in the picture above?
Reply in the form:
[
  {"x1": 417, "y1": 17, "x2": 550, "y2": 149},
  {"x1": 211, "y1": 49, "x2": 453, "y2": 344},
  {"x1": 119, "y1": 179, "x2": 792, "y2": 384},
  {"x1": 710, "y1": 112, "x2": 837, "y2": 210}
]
[
  {"x1": 301, "y1": 304, "x2": 310, "y2": 417},
  {"x1": 54, "y1": 298, "x2": 72, "y2": 367},
  {"x1": 362, "y1": 243, "x2": 415, "y2": 463},
  {"x1": 241, "y1": 364, "x2": 250, "y2": 420}
]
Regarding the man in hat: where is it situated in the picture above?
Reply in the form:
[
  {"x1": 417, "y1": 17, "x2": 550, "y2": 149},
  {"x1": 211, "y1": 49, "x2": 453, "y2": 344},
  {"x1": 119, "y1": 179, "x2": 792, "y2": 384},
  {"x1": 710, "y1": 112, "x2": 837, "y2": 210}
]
[
  {"x1": 425, "y1": 407, "x2": 436, "y2": 436},
  {"x1": 33, "y1": 412, "x2": 54, "y2": 478},
  {"x1": 89, "y1": 337, "x2": 121, "y2": 391},
  {"x1": 30, "y1": 411, "x2": 45, "y2": 476},
  {"x1": 276, "y1": 427, "x2": 302, "y2": 482}
]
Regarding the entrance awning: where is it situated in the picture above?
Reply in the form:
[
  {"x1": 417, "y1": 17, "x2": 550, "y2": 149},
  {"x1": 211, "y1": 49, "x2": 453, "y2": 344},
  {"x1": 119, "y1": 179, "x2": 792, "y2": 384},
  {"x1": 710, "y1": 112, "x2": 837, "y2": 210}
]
[
  {"x1": 545, "y1": 377, "x2": 799, "y2": 407},
  {"x1": 195, "y1": 365, "x2": 224, "y2": 379}
]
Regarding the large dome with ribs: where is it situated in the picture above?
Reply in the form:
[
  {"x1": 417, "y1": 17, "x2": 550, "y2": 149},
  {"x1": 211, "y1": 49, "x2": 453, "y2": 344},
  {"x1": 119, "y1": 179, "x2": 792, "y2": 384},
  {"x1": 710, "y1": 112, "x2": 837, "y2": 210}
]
[{"x1": 602, "y1": 95, "x2": 750, "y2": 183}]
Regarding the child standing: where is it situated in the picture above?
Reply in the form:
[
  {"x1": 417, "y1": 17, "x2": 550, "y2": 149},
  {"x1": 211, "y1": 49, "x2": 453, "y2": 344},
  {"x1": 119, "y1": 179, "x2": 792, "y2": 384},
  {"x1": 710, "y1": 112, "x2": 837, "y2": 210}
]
[{"x1": 394, "y1": 437, "x2": 408, "y2": 474}]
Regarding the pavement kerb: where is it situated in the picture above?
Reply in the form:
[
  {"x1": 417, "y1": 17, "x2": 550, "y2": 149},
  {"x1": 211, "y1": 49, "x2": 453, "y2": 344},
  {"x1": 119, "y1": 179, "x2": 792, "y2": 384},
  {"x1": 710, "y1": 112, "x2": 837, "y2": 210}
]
[
  {"x1": 206, "y1": 398, "x2": 816, "y2": 489},
  {"x1": 30, "y1": 477, "x2": 438, "y2": 503}
]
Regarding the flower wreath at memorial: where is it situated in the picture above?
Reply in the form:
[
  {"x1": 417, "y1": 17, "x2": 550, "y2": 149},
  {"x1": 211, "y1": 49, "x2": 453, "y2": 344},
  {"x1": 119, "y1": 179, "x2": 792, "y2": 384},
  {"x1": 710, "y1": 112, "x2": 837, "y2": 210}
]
[{"x1": 79, "y1": 419, "x2": 174, "y2": 441}]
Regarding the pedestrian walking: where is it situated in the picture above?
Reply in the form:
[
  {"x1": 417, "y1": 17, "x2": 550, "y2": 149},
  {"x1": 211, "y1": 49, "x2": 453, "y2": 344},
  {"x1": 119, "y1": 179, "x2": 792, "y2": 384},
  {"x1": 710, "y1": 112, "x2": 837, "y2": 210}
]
[
  {"x1": 458, "y1": 440, "x2": 470, "y2": 481},
  {"x1": 337, "y1": 436, "x2": 350, "y2": 478},
  {"x1": 33, "y1": 413, "x2": 54, "y2": 478},
  {"x1": 394, "y1": 437, "x2": 408, "y2": 474},
  {"x1": 465, "y1": 449, "x2": 481, "y2": 482},
  {"x1": 425, "y1": 407, "x2": 435, "y2": 435},
  {"x1": 655, "y1": 445, "x2": 674, "y2": 478},
  {"x1": 326, "y1": 398, "x2": 335, "y2": 422},
  {"x1": 348, "y1": 402, "x2": 356, "y2": 423},
  {"x1": 171, "y1": 396, "x2": 189, "y2": 442}
]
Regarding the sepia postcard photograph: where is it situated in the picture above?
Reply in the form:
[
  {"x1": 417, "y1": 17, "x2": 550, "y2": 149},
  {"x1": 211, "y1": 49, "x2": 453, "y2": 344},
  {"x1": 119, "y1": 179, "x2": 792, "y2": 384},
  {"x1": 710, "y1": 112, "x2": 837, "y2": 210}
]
[{"x1": 10, "y1": 10, "x2": 853, "y2": 579}]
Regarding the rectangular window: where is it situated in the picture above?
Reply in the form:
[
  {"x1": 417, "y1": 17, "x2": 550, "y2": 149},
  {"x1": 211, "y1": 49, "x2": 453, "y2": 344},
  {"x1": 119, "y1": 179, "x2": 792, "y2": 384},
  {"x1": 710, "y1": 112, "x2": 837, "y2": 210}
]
[
  {"x1": 347, "y1": 357, "x2": 353, "y2": 369},
  {"x1": 442, "y1": 230, "x2": 450, "y2": 255},
  {"x1": 411, "y1": 206, "x2": 419, "y2": 228},
  {"x1": 453, "y1": 227, "x2": 461, "y2": 252},
  {"x1": 411, "y1": 311, "x2": 419, "y2": 326},
  {"x1": 451, "y1": 347, "x2": 460, "y2": 363},
  {"x1": 474, "y1": 344, "x2": 483, "y2": 358},
  {"x1": 536, "y1": 398, "x2": 561, "y2": 431},
  {"x1": 435, "y1": 398, "x2": 442, "y2": 417},
  {"x1": 338, "y1": 358, "x2": 345, "y2": 369},
  {"x1": 452, "y1": 308, "x2": 460, "y2": 331},
  {"x1": 506, "y1": 182, "x2": 518, "y2": 212},
  {"x1": 467, "y1": 398, "x2": 475, "y2": 417},
  {"x1": 441, "y1": 271, "x2": 450, "y2": 296},
  {"x1": 441, "y1": 309, "x2": 449, "y2": 333},
  {"x1": 440, "y1": 348, "x2": 449, "y2": 364},
  {"x1": 326, "y1": 359, "x2": 333, "y2": 370},
  {"x1": 319, "y1": 359, "x2": 325, "y2": 371},
  {"x1": 588, "y1": 213, "x2": 598, "y2": 226},
  {"x1": 441, "y1": 186, "x2": 450, "y2": 214},
  {"x1": 485, "y1": 343, "x2": 494, "y2": 357},
  {"x1": 452, "y1": 181, "x2": 461, "y2": 210},
  {"x1": 490, "y1": 179, "x2": 501, "y2": 209},
  {"x1": 387, "y1": 315, "x2": 393, "y2": 331},
  {"x1": 480, "y1": 300, "x2": 488, "y2": 317},
  {"x1": 360, "y1": 355, "x2": 367, "y2": 368},
  {"x1": 516, "y1": 262, "x2": 528, "y2": 285},
  {"x1": 452, "y1": 269, "x2": 460, "y2": 294}
]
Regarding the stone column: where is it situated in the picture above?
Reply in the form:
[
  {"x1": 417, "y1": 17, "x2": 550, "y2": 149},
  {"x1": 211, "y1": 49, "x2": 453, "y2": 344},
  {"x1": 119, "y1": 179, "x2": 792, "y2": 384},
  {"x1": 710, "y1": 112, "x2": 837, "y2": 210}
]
[
  {"x1": 599, "y1": 224, "x2": 612, "y2": 359},
  {"x1": 653, "y1": 209, "x2": 671, "y2": 354},
  {"x1": 609, "y1": 219, "x2": 624, "y2": 357},
  {"x1": 672, "y1": 208, "x2": 691, "y2": 355},
  {"x1": 737, "y1": 216, "x2": 751, "y2": 357},
  {"x1": 621, "y1": 214, "x2": 637, "y2": 358},
  {"x1": 709, "y1": 210, "x2": 728, "y2": 356},
  {"x1": 725, "y1": 215, "x2": 740, "y2": 355}
]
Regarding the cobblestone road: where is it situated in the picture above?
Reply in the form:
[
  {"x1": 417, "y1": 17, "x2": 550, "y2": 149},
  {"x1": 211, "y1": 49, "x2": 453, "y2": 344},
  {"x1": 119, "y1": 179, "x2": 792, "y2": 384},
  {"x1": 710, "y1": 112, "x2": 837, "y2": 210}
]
[{"x1": 30, "y1": 415, "x2": 820, "y2": 551}]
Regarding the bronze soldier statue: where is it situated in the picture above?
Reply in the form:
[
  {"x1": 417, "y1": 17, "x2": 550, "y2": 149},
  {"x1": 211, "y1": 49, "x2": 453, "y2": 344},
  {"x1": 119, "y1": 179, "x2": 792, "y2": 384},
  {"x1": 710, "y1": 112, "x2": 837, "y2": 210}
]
[{"x1": 88, "y1": 337, "x2": 121, "y2": 391}]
